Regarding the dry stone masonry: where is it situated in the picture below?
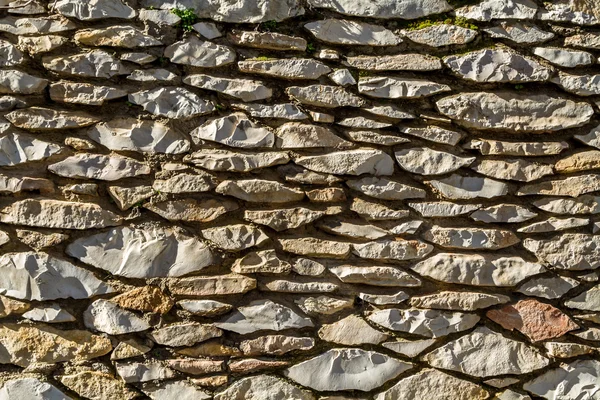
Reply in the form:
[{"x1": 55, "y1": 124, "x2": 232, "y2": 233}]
[{"x1": 0, "y1": 0, "x2": 599, "y2": 398}]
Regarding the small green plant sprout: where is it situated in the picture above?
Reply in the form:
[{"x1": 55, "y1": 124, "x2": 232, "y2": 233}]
[
  {"x1": 214, "y1": 103, "x2": 226, "y2": 111},
  {"x1": 253, "y1": 56, "x2": 271, "y2": 61},
  {"x1": 260, "y1": 20, "x2": 278, "y2": 31},
  {"x1": 306, "y1": 42, "x2": 316, "y2": 53},
  {"x1": 125, "y1": 101, "x2": 134, "y2": 107},
  {"x1": 358, "y1": 70, "x2": 371, "y2": 77},
  {"x1": 514, "y1": 84, "x2": 525, "y2": 90},
  {"x1": 171, "y1": 8, "x2": 198, "y2": 32}
]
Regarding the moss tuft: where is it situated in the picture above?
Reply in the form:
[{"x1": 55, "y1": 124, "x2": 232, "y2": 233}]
[{"x1": 171, "y1": 8, "x2": 198, "y2": 32}]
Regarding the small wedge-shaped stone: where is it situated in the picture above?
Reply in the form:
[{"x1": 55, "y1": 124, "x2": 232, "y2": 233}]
[
  {"x1": 0, "y1": 199, "x2": 122, "y2": 229},
  {"x1": 0, "y1": 377, "x2": 71, "y2": 400},
  {"x1": 519, "y1": 275, "x2": 579, "y2": 300},
  {"x1": 276, "y1": 122, "x2": 351, "y2": 149},
  {"x1": 401, "y1": 125, "x2": 463, "y2": 145},
  {"x1": 330, "y1": 265, "x2": 421, "y2": 287},
  {"x1": 466, "y1": 138, "x2": 568, "y2": 156},
  {"x1": 183, "y1": 74, "x2": 271, "y2": 102},
  {"x1": 202, "y1": 224, "x2": 268, "y2": 251},
  {"x1": 0, "y1": 323, "x2": 111, "y2": 367},
  {"x1": 55, "y1": 0, "x2": 135, "y2": 20},
  {"x1": 411, "y1": 291, "x2": 510, "y2": 311},
  {"x1": 382, "y1": 338, "x2": 436, "y2": 357},
  {"x1": 244, "y1": 208, "x2": 327, "y2": 231},
  {"x1": 286, "y1": 85, "x2": 366, "y2": 108},
  {"x1": 0, "y1": 133, "x2": 62, "y2": 166},
  {"x1": 307, "y1": 0, "x2": 451, "y2": 19},
  {"x1": 424, "y1": 226, "x2": 520, "y2": 250},
  {"x1": 232, "y1": 250, "x2": 291, "y2": 274},
  {"x1": 84, "y1": 299, "x2": 150, "y2": 335},
  {"x1": 216, "y1": 299, "x2": 312, "y2": 334},
  {"x1": 347, "y1": 177, "x2": 426, "y2": 200},
  {"x1": 471, "y1": 204, "x2": 537, "y2": 223},
  {"x1": 437, "y1": 92, "x2": 593, "y2": 131},
  {"x1": 473, "y1": 159, "x2": 553, "y2": 182},
  {"x1": 216, "y1": 179, "x2": 304, "y2": 202},
  {"x1": 0, "y1": 15, "x2": 76, "y2": 35},
  {"x1": 279, "y1": 238, "x2": 351, "y2": 258},
  {"x1": 305, "y1": 19, "x2": 401, "y2": 46},
  {"x1": 487, "y1": 299, "x2": 578, "y2": 342},
  {"x1": 185, "y1": 149, "x2": 289, "y2": 172},
  {"x1": 524, "y1": 360, "x2": 600, "y2": 400},
  {"x1": 49, "y1": 82, "x2": 127, "y2": 105},
  {"x1": 285, "y1": 348, "x2": 411, "y2": 391},
  {"x1": 0, "y1": 70, "x2": 47, "y2": 94},
  {"x1": 6, "y1": 107, "x2": 99, "y2": 130},
  {"x1": 67, "y1": 226, "x2": 214, "y2": 278},
  {"x1": 168, "y1": 274, "x2": 256, "y2": 296},
  {"x1": 319, "y1": 315, "x2": 389, "y2": 345},
  {"x1": 375, "y1": 368, "x2": 489, "y2": 400},
  {"x1": 129, "y1": 87, "x2": 214, "y2": 119},
  {"x1": 43, "y1": 50, "x2": 128, "y2": 78},
  {"x1": 552, "y1": 72, "x2": 600, "y2": 96},
  {"x1": 214, "y1": 375, "x2": 314, "y2": 400},
  {"x1": 555, "y1": 150, "x2": 600, "y2": 173},
  {"x1": 524, "y1": 234, "x2": 600, "y2": 271},
  {"x1": 164, "y1": 35, "x2": 235, "y2": 67},
  {"x1": 191, "y1": 113, "x2": 273, "y2": 148},
  {"x1": 412, "y1": 253, "x2": 546, "y2": 286},
  {"x1": 395, "y1": 147, "x2": 474, "y2": 175},
  {"x1": 149, "y1": 323, "x2": 222, "y2": 347},
  {"x1": 296, "y1": 149, "x2": 394, "y2": 176},
  {"x1": 75, "y1": 25, "x2": 160, "y2": 48},
  {"x1": 565, "y1": 284, "x2": 600, "y2": 311},
  {"x1": 518, "y1": 174, "x2": 600, "y2": 197},
  {"x1": 146, "y1": 198, "x2": 238, "y2": 222},
  {"x1": 455, "y1": 0, "x2": 538, "y2": 21},
  {"x1": 444, "y1": 49, "x2": 551, "y2": 83},
  {"x1": 59, "y1": 371, "x2": 138, "y2": 400},
  {"x1": 0, "y1": 252, "x2": 111, "y2": 301},
  {"x1": 108, "y1": 185, "x2": 154, "y2": 210},
  {"x1": 19, "y1": 35, "x2": 69, "y2": 54},
  {"x1": 359, "y1": 76, "x2": 451, "y2": 98},
  {"x1": 228, "y1": 30, "x2": 307, "y2": 50},
  {"x1": 49, "y1": 154, "x2": 150, "y2": 181},
  {"x1": 345, "y1": 54, "x2": 442, "y2": 71},
  {"x1": 368, "y1": 308, "x2": 479, "y2": 338},
  {"x1": 423, "y1": 326, "x2": 549, "y2": 377},
  {"x1": 239, "y1": 58, "x2": 331, "y2": 80},
  {"x1": 427, "y1": 174, "x2": 508, "y2": 199},
  {"x1": 401, "y1": 24, "x2": 478, "y2": 47},
  {"x1": 353, "y1": 240, "x2": 433, "y2": 261}
]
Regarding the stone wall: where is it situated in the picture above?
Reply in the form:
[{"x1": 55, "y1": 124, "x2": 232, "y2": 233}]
[{"x1": 0, "y1": 0, "x2": 599, "y2": 398}]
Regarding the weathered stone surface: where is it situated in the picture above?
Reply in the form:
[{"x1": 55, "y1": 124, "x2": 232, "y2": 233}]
[
  {"x1": 129, "y1": 87, "x2": 214, "y2": 119},
  {"x1": 166, "y1": 358, "x2": 223, "y2": 375},
  {"x1": 375, "y1": 368, "x2": 489, "y2": 400},
  {"x1": 142, "y1": 381, "x2": 211, "y2": 400},
  {"x1": 426, "y1": 174, "x2": 508, "y2": 199},
  {"x1": 423, "y1": 326, "x2": 549, "y2": 377},
  {"x1": 108, "y1": 185, "x2": 154, "y2": 210},
  {"x1": 487, "y1": 299, "x2": 578, "y2": 342},
  {"x1": 84, "y1": 299, "x2": 150, "y2": 335},
  {"x1": 295, "y1": 296, "x2": 353, "y2": 316},
  {"x1": 261, "y1": 279, "x2": 338, "y2": 293},
  {"x1": 49, "y1": 82, "x2": 127, "y2": 106},
  {"x1": 179, "y1": 299, "x2": 232, "y2": 316},
  {"x1": 347, "y1": 176, "x2": 426, "y2": 200},
  {"x1": 576, "y1": 125, "x2": 600, "y2": 150},
  {"x1": 305, "y1": 19, "x2": 401, "y2": 46},
  {"x1": 539, "y1": 0, "x2": 600, "y2": 25},
  {"x1": 330, "y1": 265, "x2": 420, "y2": 287},
  {"x1": 485, "y1": 22, "x2": 554, "y2": 43},
  {"x1": 214, "y1": 375, "x2": 314, "y2": 400},
  {"x1": 353, "y1": 239, "x2": 433, "y2": 261},
  {"x1": 359, "y1": 76, "x2": 451, "y2": 98},
  {"x1": 534, "y1": 47, "x2": 593, "y2": 67},
  {"x1": 245, "y1": 207, "x2": 328, "y2": 231},
  {"x1": 168, "y1": 274, "x2": 256, "y2": 296},
  {"x1": 1, "y1": 199, "x2": 121, "y2": 229},
  {"x1": 410, "y1": 202, "x2": 481, "y2": 217},
  {"x1": 552, "y1": 72, "x2": 600, "y2": 96},
  {"x1": 75, "y1": 25, "x2": 160, "y2": 48},
  {"x1": 0, "y1": 377, "x2": 71, "y2": 399},
  {"x1": 216, "y1": 300, "x2": 313, "y2": 334},
  {"x1": 164, "y1": 35, "x2": 235, "y2": 67},
  {"x1": 145, "y1": 198, "x2": 238, "y2": 222},
  {"x1": 149, "y1": 323, "x2": 222, "y2": 347},
  {"x1": 544, "y1": 342, "x2": 595, "y2": 359},
  {"x1": 186, "y1": 149, "x2": 288, "y2": 172},
  {"x1": 232, "y1": 250, "x2": 291, "y2": 274},
  {"x1": 565, "y1": 284, "x2": 600, "y2": 311},
  {"x1": 0, "y1": 133, "x2": 63, "y2": 166},
  {"x1": 60, "y1": 371, "x2": 138, "y2": 400},
  {"x1": 111, "y1": 286, "x2": 173, "y2": 314},
  {"x1": 89, "y1": 118, "x2": 189, "y2": 154},
  {"x1": 233, "y1": 102, "x2": 307, "y2": 120},
  {"x1": 369, "y1": 308, "x2": 479, "y2": 338},
  {"x1": 0, "y1": 15, "x2": 76, "y2": 35},
  {"x1": 401, "y1": 24, "x2": 478, "y2": 47},
  {"x1": 286, "y1": 85, "x2": 366, "y2": 108},
  {"x1": 217, "y1": 179, "x2": 303, "y2": 202},
  {"x1": 455, "y1": 0, "x2": 538, "y2": 21},
  {"x1": 23, "y1": 304, "x2": 75, "y2": 323},
  {"x1": 285, "y1": 348, "x2": 411, "y2": 391},
  {"x1": 473, "y1": 159, "x2": 553, "y2": 182},
  {"x1": 296, "y1": 149, "x2": 394, "y2": 176},
  {"x1": 49, "y1": 154, "x2": 150, "y2": 181},
  {"x1": 350, "y1": 198, "x2": 409, "y2": 220},
  {"x1": 239, "y1": 58, "x2": 331, "y2": 80},
  {"x1": 43, "y1": 50, "x2": 128, "y2": 78},
  {"x1": 437, "y1": 92, "x2": 593, "y2": 131},
  {"x1": 400, "y1": 125, "x2": 463, "y2": 145},
  {"x1": 192, "y1": 113, "x2": 273, "y2": 148},
  {"x1": 153, "y1": 172, "x2": 215, "y2": 194},
  {"x1": 471, "y1": 204, "x2": 537, "y2": 223},
  {"x1": 184, "y1": 74, "x2": 271, "y2": 102},
  {"x1": 518, "y1": 276, "x2": 579, "y2": 300},
  {"x1": 307, "y1": 0, "x2": 451, "y2": 19},
  {"x1": 555, "y1": 150, "x2": 600, "y2": 174},
  {"x1": 6, "y1": 107, "x2": 99, "y2": 130},
  {"x1": 228, "y1": 30, "x2": 307, "y2": 50},
  {"x1": 534, "y1": 195, "x2": 600, "y2": 215},
  {"x1": 202, "y1": 224, "x2": 268, "y2": 251},
  {"x1": 317, "y1": 220, "x2": 388, "y2": 240},
  {"x1": 524, "y1": 234, "x2": 600, "y2": 270},
  {"x1": 518, "y1": 217, "x2": 589, "y2": 233},
  {"x1": 240, "y1": 335, "x2": 314, "y2": 356},
  {"x1": 395, "y1": 147, "x2": 474, "y2": 175},
  {"x1": 116, "y1": 362, "x2": 175, "y2": 383},
  {"x1": 412, "y1": 253, "x2": 545, "y2": 286},
  {"x1": 276, "y1": 122, "x2": 351, "y2": 149},
  {"x1": 0, "y1": 71, "x2": 46, "y2": 95},
  {"x1": 55, "y1": 0, "x2": 135, "y2": 20},
  {"x1": 525, "y1": 360, "x2": 600, "y2": 399},
  {"x1": 319, "y1": 315, "x2": 389, "y2": 345},
  {"x1": 111, "y1": 339, "x2": 151, "y2": 360},
  {"x1": 411, "y1": 291, "x2": 510, "y2": 311},
  {"x1": 279, "y1": 238, "x2": 350, "y2": 258},
  {"x1": 345, "y1": 54, "x2": 441, "y2": 71}
]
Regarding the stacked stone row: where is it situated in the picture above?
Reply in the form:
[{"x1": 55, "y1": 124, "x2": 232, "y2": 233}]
[{"x1": 0, "y1": 0, "x2": 599, "y2": 398}]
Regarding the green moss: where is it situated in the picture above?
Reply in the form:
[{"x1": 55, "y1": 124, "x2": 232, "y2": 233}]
[
  {"x1": 358, "y1": 70, "x2": 371, "y2": 77},
  {"x1": 306, "y1": 42, "x2": 316, "y2": 53},
  {"x1": 252, "y1": 56, "x2": 272, "y2": 61},
  {"x1": 260, "y1": 20, "x2": 278, "y2": 31},
  {"x1": 514, "y1": 84, "x2": 525, "y2": 90},
  {"x1": 171, "y1": 8, "x2": 198, "y2": 32},
  {"x1": 406, "y1": 15, "x2": 478, "y2": 31}
]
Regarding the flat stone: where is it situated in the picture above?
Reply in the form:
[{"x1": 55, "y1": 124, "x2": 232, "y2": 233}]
[
  {"x1": 214, "y1": 375, "x2": 314, "y2": 400},
  {"x1": 518, "y1": 276, "x2": 579, "y2": 299},
  {"x1": 518, "y1": 175, "x2": 600, "y2": 197},
  {"x1": 279, "y1": 238, "x2": 350, "y2": 258},
  {"x1": 337, "y1": 116, "x2": 392, "y2": 129},
  {"x1": 437, "y1": 92, "x2": 593, "y2": 131},
  {"x1": 400, "y1": 125, "x2": 463, "y2": 146},
  {"x1": 555, "y1": 150, "x2": 600, "y2": 173},
  {"x1": 216, "y1": 299, "x2": 313, "y2": 334},
  {"x1": 228, "y1": 30, "x2": 307, "y2": 50},
  {"x1": 426, "y1": 174, "x2": 508, "y2": 199},
  {"x1": 534, "y1": 195, "x2": 600, "y2": 214},
  {"x1": 0, "y1": 377, "x2": 71, "y2": 400},
  {"x1": 295, "y1": 296, "x2": 353, "y2": 316},
  {"x1": 6, "y1": 107, "x2": 99, "y2": 130},
  {"x1": 260, "y1": 279, "x2": 338, "y2": 293},
  {"x1": 232, "y1": 103, "x2": 307, "y2": 120},
  {"x1": 145, "y1": 198, "x2": 238, "y2": 222},
  {"x1": 410, "y1": 202, "x2": 481, "y2": 217},
  {"x1": 0, "y1": 15, "x2": 76, "y2": 35},
  {"x1": 465, "y1": 138, "x2": 568, "y2": 156},
  {"x1": 1, "y1": 199, "x2": 121, "y2": 229},
  {"x1": 445, "y1": 49, "x2": 550, "y2": 83},
  {"x1": 127, "y1": 68, "x2": 179, "y2": 83},
  {"x1": 286, "y1": 85, "x2": 366, "y2": 108},
  {"x1": 111, "y1": 286, "x2": 173, "y2": 314},
  {"x1": 0, "y1": 132, "x2": 63, "y2": 166},
  {"x1": 164, "y1": 35, "x2": 235, "y2": 67},
  {"x1": 347, "y1": 176, "x2": 426, "y2": 200},
  {"x1": 475, "y1": 159, "x2": 554, "y2": 182},
  {"x1": 305, "y1": 19, "x2": 401, "y2": 46},
  {"x1": 216, "y1": 179, "x2": 304, "y2": 202},
  {"x1": 344, "y1": 130, "x2": 408, "y2": 146},
  {"x1": 176, "y1": 342, "x2": 241, "y2": 358},
  {"x1": 455, "y1": 0, "x2": 538, "y2": 21},
  {"x1": 410, "y1": 291, "x2": 510, "y2": 311},
  {"x1": 138, "y1": 9, "x2": 181, "y2": 25},
  {"x1": 295, "y1": 149, "x2": 394, "y2": 176},
  {"x1": 55, "y1": 0, "x2": 135, "y2": 20},
  {"x1": 518, "y1": 217, "x2": 589, "y2": 233},
  {"x1": 544, "y1": 342, "x2": 595, "y2": 358},
  {"x1": 565, "y1": 32, "x2": 600, "y2": 49},
  {"x1": 202, "y1": 224, "x2": 268, "y2": 251},
  {"x1": 49, "y1": 154, "x2": 150, "y2": 181},
  {"x1": 108, "y1": 185, "x2": 154, "y2": 210},
  {"x1": 576, "y1": 124, "x2": 600, "y2": 150},
  {"x1": 423, "y1": 326, "x2": 549, "y2": 377},
  {"x1": 43, "y1": 50, "x2": 128, "y2": 78},
  {"x1": 285, "y1": 348, "x2": 411, "y2": 391},
  {"x1": 329, "y1": 68, "x2": 356, "y2": 86},
  {"x1": 0, "y1": 295, "x2": 29, "y2": 317},
  {"x1": 239, "y1": 58, "x2": 330, "y2": 80},
  {"x1": 116, "y1": 362, "x2": 175, "y2": 383},
  {"x1": 120, "y1": 52, "x2": 156, "y2": 64},
  {"x1": 75, "y1": 25, "x2": 160, "y2": 48},
  {"x1": 149, "y1": 323, "x2": 222, "y2": 347},
  {"x1": 168, "y1": 274, "x2": 256, "y2": 296},
  {"x1": 244, "y1": 207, "x2": 328, "y2": 231},
  {"x1": 142, "y1": 381, "x2": 211, "y2": 400},
  {"x1": 365, "y1": 105, "x2": 415, "y2": 120},
  {"x1": 471, "y1": 204, "x2": 537, "y2": 223},
  {"x1": 89, "y1": 118, "x2": 189, "y2": 154},
  {"x1": 317, "y1": 219, "x2": 389, "y2": 240},
  {"x1": 0, "y1": 71, "x2": 45, "y2": 96},
  {"x1": 375, "y1": 368, "x2": 489, "y2": 400},
  {"x1": 484, "y1": 22, "x2": 554, "y2": 43},
  {"x1": 152, "y1": 172, "x2": 214, "y2": 194},
  {"x1": 17, "y1": 230, "x2": 67, "y2": 252},
  {"x1": 524, "y1": 234, "x2": 600, "y2": 271},
  {"x1": 395, "y1": 147, "x2": 474, "y2": 175},
  {"x1": 49, "y1": 82, "x2": 127, "y2": 106},
  {"x1": 319, "y1": 315, "x2": 389, "y2": 345},
  {"x1": 412, "y1": 253, "x2": 546, "y2": 286},
  {"x1": 382, "y1": 338, "x2": 436, "y2": 357},
  {"x1": 23, "y1": 304, "x2": 75, "y2": 323},
  {"x1": 111, "y1": 339, "x2": 151, "y2": 360},
  {"x1": 552, "y1": 72, "x2": 600, "y2": 96},
  {"x1": 369, "y1": 308, "x2": 480, "y2": 338},
  {"x1": 307, "y1": 0, "x2": 451, "y2": 19},
  {"x1": 538, "y1": 0, "x2": 600, "y2": 25},
  {"x1": 345, "y1": 54, "x2": 441, "y2": 71},
  {"x1": 191, "y1": 113, "x2": 273, "y2": 148},
  {"x1": 353, "y1": 239, "x2": 433, "y2": 261},
  {"x1": 186, "y1": 149, "x2": 289, "y2": 172},
  {"x1": 572, "y1": 327, "x2": 600, "y2": 341},
  {"x1": 129, "y1": 87, "x2": 214, "y2": 119},
  {"x1": 524, "y1": 360, "x2": 600, "y2": 399},
  {"x1": 0, "y1": 323, "x2": 111, "y2": 367},
  {"x1": 232, "y1": 250, "x2": 292, "y2": 274},
  {"x1": 350, "y1": 198, "x2": 409, "y2": 221},
  {"x1": 402, "y1": 24, "x2": 477, "y2": 47},
  {"x1": 59, "y1": 371, "x2": 137, "y2": 400},
  {"x1": 166, "y1": 358, "x2": 223, "y2": 375},
  {"x1": 359, "y1": 76, "x2": 451, "y2": 98},
  {"x1": 184, "y1": 74, "x2": 271, "y2": 102},
  {"x1": 534, "y1": 47, "x2": 594, "y2": 67},
  {"x1": 84, "y1": 299, "x2": 150, "y2": 335},
  {"x1": 276, "y1": 122, "x2": 351, "y2": 149},
  {"x1": 565, "y1": 284, "x2": 600, "y2": 311},
  {"x1": 240, "y1": 335, "x2": 314, "y2": 356},
  {"x1": 293, "y1": 258, "x2": 326, "y2": 276},
  {"x1": 0, "y1": 40, "x2": 22, "y2": 67},
  {"x1": 178, "y1": 300, "x2": 232, "y2": 316}
]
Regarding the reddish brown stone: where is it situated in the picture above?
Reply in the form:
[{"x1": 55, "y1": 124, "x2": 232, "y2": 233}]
[
  {"x1": 486, "y1": 299, "x2": 578, "y2": 342},
  {"x1": 228, "y1": 358, "x2": 289, "y2": 374},
  {"x1": 176, "y1": 341, "x2": 242, "y2": 357}
]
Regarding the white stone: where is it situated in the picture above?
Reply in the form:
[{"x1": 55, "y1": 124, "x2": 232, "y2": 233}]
[
  {"x1": 5, "y1": 107, "x2": 99, "y2": 130},
  {"x1": 359, "y1": 76, "x2": 451, "y2": 98},
  {"x1": 518, "y1": 217, "x2": 589, "y2": 233},
  {"x1": 164, "y1": 35, "x2": 235, "y2": 67},
  {"x1": 0, "y1": 15, "x2": 76, "y2": 35},
  {"x1": 149, "y1": 323, "x2": 221, "y2": 347},
  {"x1": 534, "y1": 47, "x2": 594, "y2": 67},
  {"x1": 202, "y1": 224, "x2": 268, "y2": 251},
  {"x1": 353, "y1": 239, "x2": 433, "y2": 261},
  {"x1": 518, "y1": 276, "x2": 579, "y2": 300},
  {"x1": 191, "y1": 113, "x2": 273, "y2": 148},
  {"x1": 74, "y1": 25, "x2": 160, "y2": 48},
  {"x1": 471, "y1": 204, "x2": 537, "y2": 223},
  {"x1": 0, "y1": 133, "x2": 62, "y2": 166},
  {"x1": 395, "y1": 147, "x2": 474, "y2": 175},
  {"x1": 84, "y1": 299, "x2": 150, "y2": 335},
  {"x1": 43, "y1": 50, "x2": 128, "y2": 78},
  {"x1": 216, "y1": 300, "x2": 312, "y2": 334},
  {"x1": 455, "y1": 0, "x2": 538, "y2": 21},
  {"x1": 410, "y1": 291, "x2": 510, "y2": 311},
  {"x1": 23, "y1": 304, "x2": 76, "y2": 323},
  {"x1": 347, "y1": 177, "x2": 426, "y2": 200},
  {"x1": 129, "y1": 87, "x2": 214, "y2": 119},
  {"x1": 484, "y1": 22, "x2": 554, "y2": 44},
  {"x1": 538, "y1": 0, "x2": 600, "y2": 25},
  {"x1": 524, "y1": 234, "x2": 600, "y2": 270},
  {"x1": 143, "y1": 381, "x2": 211, "y2": 400},
  {"x1": 216, "y1": 179, "x2": 304, "y2": 203},
  {"x1": 330, "y1": 265, "x2": 421, "y2": 287},
  {"x1": 232, "y1": 103, "x2": 307, "y2": 119},
  {"x1": 184, "y1": 74, "x2": 271, "y2": 102},
  {"x1": 49, "y1": 82, "x2": 127, "y2": 106},
  {"x1": 524, "y1": 360, "x2": 600, "y2": 399},
  {"x1": 186, "y1": 149, "x2": 289, "y2": 172},
  {"x1": 0, "y1": 378, "x2": 72, "y2": 400},
  {"x1": 402, "y1": 24, "x2": 478, "y2": 47},
  {"x1": 306, "y1": 0, "x2": 451, "y2": 19},
  {"x1": 214, "y1": 375, "x2": 314, "y2": 400},
  {"x1": 329, "y1": 69, "x2": 356, "y2": 86},
  {"x1": 305, "y1": 19, "x2": 401, "y2": 46},
  {"x1": 410, "y1": 202, "x2": 481, "y2": 217},
  {"x1": 49, "y1": 154, "x2": 150, "y2": 181},
  {"x1": 295, "y1": 149, "x2": 394, "y2": 176},
  {"x1": 426, "y1": 174, "x2": 508, "y2": 199},
  {"x1": 54, "y1": 0, "x2": 136, "y2": 20},
  {"x1": 286, "y1": 85, "x2": 366, "y2": 108},
  {"x1": 239, "y1": 58, "x2": 331, "y2": 80},
  {"x1": 116, "y1": 362, "x2": 175, "y2": 383}
]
